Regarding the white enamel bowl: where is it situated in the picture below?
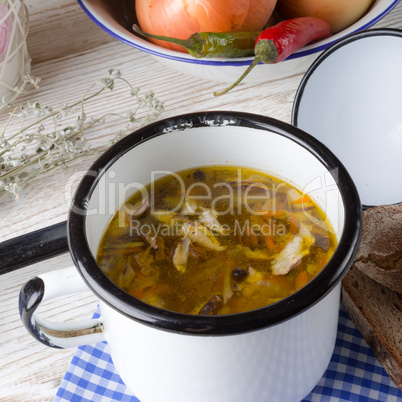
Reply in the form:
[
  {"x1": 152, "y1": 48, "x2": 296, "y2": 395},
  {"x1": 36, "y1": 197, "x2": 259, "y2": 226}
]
[
  {"x1": 293, "y1": 28, "x2": 402, "y2": 207},
  {"x1": 19, "y1": 112, "x2": 361, "y2": 402},
  {"x1": 77, "y1": 0, "x2": 400, "y2": 83}
]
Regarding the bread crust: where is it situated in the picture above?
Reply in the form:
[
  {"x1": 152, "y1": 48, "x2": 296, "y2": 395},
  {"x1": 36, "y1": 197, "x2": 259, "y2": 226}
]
[
  {"x1": 341, "y1": 266, "x2": 402, "y2": 390},
  {"x1": 354, "y1": 203, "x2": 402, "y2": 294}
]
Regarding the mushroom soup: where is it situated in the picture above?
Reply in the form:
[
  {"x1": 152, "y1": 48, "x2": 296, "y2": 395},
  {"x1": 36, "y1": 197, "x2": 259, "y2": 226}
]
[{"x1": 97, "y1": 166, "x2": 337, "y2": 315}]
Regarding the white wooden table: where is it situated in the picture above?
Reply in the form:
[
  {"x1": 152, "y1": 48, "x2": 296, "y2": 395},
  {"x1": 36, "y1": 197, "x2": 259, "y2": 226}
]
[{"x1": 1, "y1": 1, "x2": 401, "y2": 400}]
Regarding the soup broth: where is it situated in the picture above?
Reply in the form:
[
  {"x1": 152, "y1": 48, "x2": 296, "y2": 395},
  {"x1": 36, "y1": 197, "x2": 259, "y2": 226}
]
[{"x1": 97, "y1": 166, "x2": 337, "y2": 315}]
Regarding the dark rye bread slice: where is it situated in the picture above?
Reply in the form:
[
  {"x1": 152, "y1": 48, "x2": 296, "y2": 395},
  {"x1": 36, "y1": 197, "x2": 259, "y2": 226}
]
[
  {"x1": 353, "y1": 203, "x2": 402, "y2": 294},
  {"x1": 341, "y1": 265, "x2": 402, "y2": 390}
]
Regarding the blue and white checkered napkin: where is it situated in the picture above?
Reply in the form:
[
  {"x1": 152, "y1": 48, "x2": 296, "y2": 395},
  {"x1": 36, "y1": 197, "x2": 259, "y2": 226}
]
[{"x1": 55, "y1": 306, "x2": 402, "y2": 402}]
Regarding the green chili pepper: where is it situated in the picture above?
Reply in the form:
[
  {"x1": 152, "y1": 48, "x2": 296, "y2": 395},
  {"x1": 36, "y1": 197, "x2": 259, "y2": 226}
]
[{"x1": 132, "y1": 25, "x2": 260, "y2": 58}]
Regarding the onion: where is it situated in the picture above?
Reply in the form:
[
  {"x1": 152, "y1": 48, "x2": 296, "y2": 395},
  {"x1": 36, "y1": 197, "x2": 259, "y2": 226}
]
[
  {"x1": 275, "y1": 0, "x2": 375, "y2": 34},
  {"x1": 135, "y1": 0, "x2": 277, "y2": 52}
]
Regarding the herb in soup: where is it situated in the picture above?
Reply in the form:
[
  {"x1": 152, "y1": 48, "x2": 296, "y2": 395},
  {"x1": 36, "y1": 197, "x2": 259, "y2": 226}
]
[{"x1": 97, "y1": 166, "x2": 337, "y2": 315}]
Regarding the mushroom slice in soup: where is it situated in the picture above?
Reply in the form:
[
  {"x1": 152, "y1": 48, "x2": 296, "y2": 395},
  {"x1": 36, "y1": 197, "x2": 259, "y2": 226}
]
[
  {"x1": 155, "y1": 237, "x2": 167, "y2": 260},
  {"x1": 126, "y1": 195, "x2": 150, "y2": 219},
  {"x1": 198, "y1": 294, "x2": 224, "y2": 315}
]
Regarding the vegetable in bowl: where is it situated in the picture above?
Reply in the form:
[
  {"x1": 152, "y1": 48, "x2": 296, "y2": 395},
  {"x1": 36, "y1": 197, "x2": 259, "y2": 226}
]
[
  {"x1": 276, "y1": 0, "x2": 376, "y2": 33},
  {"x1": 135, "y1": 0, "x2": 278, "y2": 52},
  {"x1": 77, "y1": 0, "x2": 400, "y2": 83}
]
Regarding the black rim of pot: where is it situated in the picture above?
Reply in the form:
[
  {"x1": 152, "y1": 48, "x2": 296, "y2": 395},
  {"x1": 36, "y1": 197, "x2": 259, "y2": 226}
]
[{"x1": 68, "y1": 111, "x2": 362, "y2": 336}]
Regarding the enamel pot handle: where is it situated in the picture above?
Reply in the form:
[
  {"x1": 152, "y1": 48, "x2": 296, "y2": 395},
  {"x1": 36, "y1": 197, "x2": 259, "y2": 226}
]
[{"x1": 19, "y1": 266, "x2": 105, "y2": 348}]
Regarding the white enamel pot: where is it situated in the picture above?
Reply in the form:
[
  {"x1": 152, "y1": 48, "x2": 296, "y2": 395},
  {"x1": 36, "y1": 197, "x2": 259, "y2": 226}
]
[{"x1": 19, "y1": 112, "x2": 361, "y2": 402}]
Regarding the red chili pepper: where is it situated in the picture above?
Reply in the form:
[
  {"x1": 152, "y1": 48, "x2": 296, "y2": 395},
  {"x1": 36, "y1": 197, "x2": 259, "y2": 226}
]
[{"x1": 214, "y1": 17, "x2": 332, "y2": 96}]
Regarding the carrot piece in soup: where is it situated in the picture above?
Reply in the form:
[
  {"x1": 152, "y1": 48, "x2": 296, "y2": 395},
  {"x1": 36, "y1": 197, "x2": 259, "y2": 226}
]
[
  {"x1": 295, "y1": 270, "x2": 309, "y2": 290},
  {"x1": 264, "y1": 235, "x2": 276, "y2": 251}
]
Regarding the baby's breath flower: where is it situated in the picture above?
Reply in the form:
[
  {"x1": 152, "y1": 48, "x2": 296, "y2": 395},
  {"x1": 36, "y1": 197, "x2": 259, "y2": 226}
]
[{"x1": 0, "y1": 69, "x2": 164, "y2": 201}]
